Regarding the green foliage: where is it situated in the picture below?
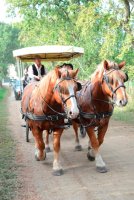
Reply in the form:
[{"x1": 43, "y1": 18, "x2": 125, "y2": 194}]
[
  {"x1": 125, "y1": 65, "x2": 134, "y2": 80},
  {"x1": 113, "y1": 94, "x2": 134, "y2": 123},
  {"x1": 0, "y1": 90, "x2": 17, "y2": 200},
  {"x1": 0, "y1": 23, "x2": 20, "y2": 80},
  {"x1": 6, "y1": 0, "x2": 134, "y2": 79},
  {"x1": 0, "y1": 88, "x2": 7, "y2": 100}
]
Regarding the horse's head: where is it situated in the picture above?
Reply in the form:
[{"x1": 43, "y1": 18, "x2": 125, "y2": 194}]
[
  {"x1": 53, "y1": 67, "x2": 81, "y2": 119},
  {"x1": 93, "y1": 60, "x2": 128, "y2": 107}
]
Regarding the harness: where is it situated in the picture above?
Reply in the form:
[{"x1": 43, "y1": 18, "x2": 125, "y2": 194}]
[
  {"x1": 80, "y1": 111, "x2": 113, "y2": 120},
  {"x1": 22, "y1": 75, "x2": 76, "y2": 128},
  {"x1": 78, "y1": 68, "x2": 127, "y2": 128},
  {"x1": 103, "y1": 69, "x2": 126, "y2": 99},
  {"x1": 53, "y1": 75, "x2": 76, "y2": 111}
]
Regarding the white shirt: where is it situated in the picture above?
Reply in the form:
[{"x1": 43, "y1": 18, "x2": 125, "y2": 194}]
[{"x1": 28, "y1": 64, "x2": 45, "y2": 81}]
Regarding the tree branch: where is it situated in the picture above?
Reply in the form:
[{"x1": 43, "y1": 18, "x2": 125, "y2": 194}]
[{"x1": 123, "y1": 0, "x2": 131, "y2": 23}]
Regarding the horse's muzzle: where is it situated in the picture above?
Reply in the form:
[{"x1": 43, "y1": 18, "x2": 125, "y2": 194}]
[
  {"x1": 67, "y1": 109, "x2": 79, "y2": 119},
  {"x1": 115, "y1": 99, "x2": 128, "y2": 107}
]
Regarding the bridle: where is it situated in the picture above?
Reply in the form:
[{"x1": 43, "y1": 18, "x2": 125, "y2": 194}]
[
  {"x1": 54, "y1": 76, "x2": 77, "y2": 109},
  {"x1": 103, "y1": 69, "x2": 126, "y2": 100}
]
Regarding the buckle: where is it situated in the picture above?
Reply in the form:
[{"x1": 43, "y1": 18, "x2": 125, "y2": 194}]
[{"x1": 47, "y1": 115, "x2": 52, "y2": 121}]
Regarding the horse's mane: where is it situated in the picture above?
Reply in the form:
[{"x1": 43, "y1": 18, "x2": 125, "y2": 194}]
[
  {"x1": 38, "y1": 67, "x2": 59, "y2": 97},
  {"x1": 91, "y1": 60, "x2": 119, "y2": 81}
]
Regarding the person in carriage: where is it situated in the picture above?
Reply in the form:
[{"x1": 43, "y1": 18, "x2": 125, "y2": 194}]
[
  {"x1": 23, "y1": 56, "x2": 47, "y2": 89},
  {"x1": 28, "y1": 55, "x2": 47, "y2": 82},
  {"x1": 22, "y1": 66, "x2": 29, "y2": 88}
]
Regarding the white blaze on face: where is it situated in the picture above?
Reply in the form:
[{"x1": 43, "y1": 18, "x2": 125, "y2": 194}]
[
  {"x1": 115, "y1": 80, "x2": 127, "y2": 106},
  {"x1": 68, "y1": 84, "x2": 79, "y2": 118}
]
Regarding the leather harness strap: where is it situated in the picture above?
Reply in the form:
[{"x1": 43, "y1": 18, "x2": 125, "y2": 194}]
[
  {"x1": 22, "y1": 111, "x2": 64, "y2": 121},
  {"x1": 80, "y1": 111, "x2": 113, "y2": 120}
]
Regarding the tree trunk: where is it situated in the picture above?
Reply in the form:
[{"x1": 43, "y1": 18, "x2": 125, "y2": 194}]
[{"x1": 123, "y1": 0, "x2": 131, "y2": 23}]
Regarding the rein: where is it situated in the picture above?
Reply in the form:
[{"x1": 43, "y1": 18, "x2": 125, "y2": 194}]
[
  {"x1": 77, "y1": 77, "x2": 114, "y2": 128},
  {"x1": 77, "y1": 68, "x2": 127, "y2": 127},
  {"x1": 22, "y1": 75, "x2": 77, "y2": 125}
]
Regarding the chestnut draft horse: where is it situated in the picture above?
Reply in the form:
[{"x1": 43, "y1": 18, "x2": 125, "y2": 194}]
[
  {"x1": 73, "y1": 60, "x2": 128, "y2": 173},
  {"x1": 21, "y1": 66, "x2": 81, "y2": 176}
]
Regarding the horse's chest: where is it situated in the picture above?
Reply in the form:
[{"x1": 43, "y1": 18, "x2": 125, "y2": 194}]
[{"x1": 29, "y1": 95, "x2": 43, "y2": 114}]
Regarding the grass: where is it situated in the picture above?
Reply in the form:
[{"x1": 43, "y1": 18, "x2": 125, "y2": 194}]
[
  {"x1": 0, "y1": 88, "x2": 7, "y2": 100},
  {"x1": 112, "y1": 93, "x2": 134, "y2": 123},
  {"x1": 0, "y1": 87, "x2": 17, "y2": 200}
]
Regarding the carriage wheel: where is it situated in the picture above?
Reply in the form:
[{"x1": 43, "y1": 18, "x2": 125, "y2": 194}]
[
  {"x1": 26, "y1": 120, "x2": 30, "y2": 142},
  {"x1": 80, "y1": 125, "x2": 86, "y2": 138}
]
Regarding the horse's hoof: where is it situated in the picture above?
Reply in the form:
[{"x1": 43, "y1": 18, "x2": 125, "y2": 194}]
[
  {"x1": 75, "y1": 145, "x2": 82, "y2": 151},
  {"x1": 45, "y1": 147, "x2": 51, "y2": 153},
  {"x1": 35, "y1": 154, "x2": 40, "y2": 161},
  {"x1": 35, "y1": 152, "x2": 46, "y2": 161},
  {"x1": 96, "y1": 166, "x2": 108, "y2": 173},
  {"x1": 52, "y1": 169, "x2": 63, "y2": 176},
  {"x1": 87, "y1": 152, "x2": 95, "y2": 161}
]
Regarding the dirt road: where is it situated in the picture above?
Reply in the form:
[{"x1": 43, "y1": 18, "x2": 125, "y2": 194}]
[{"x1": 8, "y1": 92, "x2": 134, "y2": 200}]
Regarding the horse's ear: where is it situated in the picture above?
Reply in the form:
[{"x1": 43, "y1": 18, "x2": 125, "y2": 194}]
[
  {"x1": 118, "y1": 61, "x2": 126, "y2": 69},
  {"x1": 103, "y1": 60, "x2": 109, "y2": 70},
  {"x1": 72, "y1": 68, "x2": 79, "y2": 78},
  {"x1": 55, "y1": 67, "x2": 61, "y2": 78}
]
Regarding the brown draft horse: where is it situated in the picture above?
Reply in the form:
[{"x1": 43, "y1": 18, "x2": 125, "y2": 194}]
[
  {"x1": 73, "y1": 60, "x2": 128, "y2": 173},
  {"x1": 21, "y1": 66, "x2": 81, "y2": 176}
]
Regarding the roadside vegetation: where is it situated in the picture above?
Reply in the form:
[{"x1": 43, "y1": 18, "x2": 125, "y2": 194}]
[
  {"x1": 113, "y1": 83, "x2": 134, "y2": 123},
  {"x1": 0, "y1": 88, "x2": 17, "y2": 200}
]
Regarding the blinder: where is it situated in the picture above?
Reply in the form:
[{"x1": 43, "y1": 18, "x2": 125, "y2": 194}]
[
  {"x1": 103, "y1": 74, "x2": 109, "y2": 83},
  {"x1": 124, "y1": 72, "x2": 129, "y2": 82},
  {"x1": 77, "y1": 82, "x2": 82, "y2": 91}
]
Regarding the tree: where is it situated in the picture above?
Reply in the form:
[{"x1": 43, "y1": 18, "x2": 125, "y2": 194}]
[
  {"x1": 6, "y1": 0, "x2": 134, "y2": 79},
  {"x1": 0, "y1": 23, "x2": 20, "y2": 85}
]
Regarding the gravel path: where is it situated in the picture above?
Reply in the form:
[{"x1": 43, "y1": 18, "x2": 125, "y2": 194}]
[{"x1": 8, "y1": 91, "x2": 134, "y2": 200}]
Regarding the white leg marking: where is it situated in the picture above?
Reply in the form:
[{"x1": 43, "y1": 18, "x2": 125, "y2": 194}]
[
  {"x1": 35, "y1": 148, "x2": 40, "y2": 158},
  {"x1": 95, "y1": 153, "x2": 106, "y2": 167},
  {"x1": 53, "y1": 160, "x2": 62, "y2": 171},
  {"x1": 35, "y1": 148, "x2": 46, "y2": 160},
  {"x1": 89, "y1": 148, "x2": 95, "y2": 158}
]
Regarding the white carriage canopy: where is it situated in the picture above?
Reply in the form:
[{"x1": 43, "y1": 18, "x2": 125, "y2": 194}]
[{"x1": 13, "y1": 45, "x2": 84, "y2": 62}]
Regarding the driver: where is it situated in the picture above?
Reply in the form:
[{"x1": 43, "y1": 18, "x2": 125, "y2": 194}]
[{"x1": 28, "y1": 55, "x2": 47, "y2": 81}]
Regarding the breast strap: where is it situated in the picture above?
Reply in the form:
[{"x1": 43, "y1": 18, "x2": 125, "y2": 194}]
[{"x1": 80, "y1": 111, "x2": 113, "y2": 119}]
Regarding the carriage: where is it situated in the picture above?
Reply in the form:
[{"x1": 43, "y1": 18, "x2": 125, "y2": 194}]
[
  {"x1": 13, "y1": 46, "x2": 128, "y2": 176},
  {"x1": 13, "y1": 45, "x2": 85, "y2": 142}
]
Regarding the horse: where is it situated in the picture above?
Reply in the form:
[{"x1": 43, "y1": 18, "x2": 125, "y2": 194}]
[
  {"x1": 21, "y1": 66, "x2": 81, "y2": 176},
  {"x1": 72, "y1": 60, "x2": 128, "y2": 173}
]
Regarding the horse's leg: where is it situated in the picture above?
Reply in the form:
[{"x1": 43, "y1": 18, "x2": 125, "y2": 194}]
[
  {"x1": 87, "y1": 138, "x2": 95, "y2": 161},
  {"x1": 86, "y1": 127, "x2": 107, "y2": 173},
  {"x1": 52, "y1": 129, "x2": 63, "y2": 176},
  {"x1": 97, "y1": 123, "x2": 108, "y2": 146},
  {"x1": 32, "y1": 128, "x2": 46, "y2": 161},
  {"x1": 87, "y1": 127, "x2": 99, "y2": 161},
  {"x1": 45, "y1": 130, "x2": 51, "y2": 153},
  {"x1": 72, "y1": 122, "x2": 82, "y2": 151},
  {"x1": 87, "y1": 124, "x2": 108, "y2": 161}
]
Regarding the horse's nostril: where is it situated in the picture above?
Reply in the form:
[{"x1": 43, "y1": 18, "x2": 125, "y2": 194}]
[
  {"x1": 119, "y1": 100, "x2": 122, "y2": 104},
  {"x1": 69, "y1": 111, "x2": 72, "y2": 115}
]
